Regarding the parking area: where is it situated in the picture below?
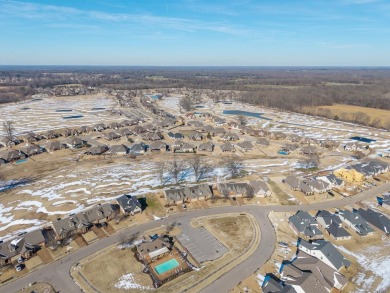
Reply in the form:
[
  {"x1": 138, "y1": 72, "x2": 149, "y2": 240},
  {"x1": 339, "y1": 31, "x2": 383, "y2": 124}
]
[{"x1": 177, "y1": 221, "x2": 228, "y2": 263}]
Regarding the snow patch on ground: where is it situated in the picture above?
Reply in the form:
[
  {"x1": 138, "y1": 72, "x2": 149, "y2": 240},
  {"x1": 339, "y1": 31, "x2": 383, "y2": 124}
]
[
  {"x1": 337, "y1": 240, "x2": 390, "y2": 293},
  {"x1": 114, "y1": 273, "x2": 153, "y2": 290}
]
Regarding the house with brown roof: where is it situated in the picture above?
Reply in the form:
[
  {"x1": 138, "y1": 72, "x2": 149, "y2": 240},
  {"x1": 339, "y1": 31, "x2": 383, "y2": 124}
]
[
  {"x1": 188, "y1": 131, "x2": 203, "y2": 141},
  {"x1": 136, "y1": 238, "x2": 171, "y2": 264},
  {"x1": 93, "y1": 123, "x2": 107, "y2": 132},
  {"x1": 44, "y1": 141, "x2": 66, "y2": 152},
  {"x1": 236, "y1": 141, "x2": 254, "y2": 152},
  {"x1": 173, "y1": 141, "x2": 195, "y2": 153},
  {"x1": 65, "y1": 137, "x2": 87, "y2": 148},
  {"x1": 270, "y1": 132, "x2": 287, "y2": 140},
  {"x1": 42, "y1": 130, "x2": 60, "y2": 139},
  {"x1": 256, "y1": 138, "x2": 270, "y2": 147},
  {"x1": 82, "y1": 203, "x2": 120, "y2": 224},
  {"x1": 103, "y1": 131, "x2": 121, "y2": 141},
  {"x1": 164, "y1": 184, "x2": 213, "y2": 204},
  {"x1": 118, "y1": 128, "x2": 133, "y2": 136},
  {"x1": 143, "y1": 132, "x2": 163, "y2": 141},
  {"x1": 286, "y1": 134, "x2": 302, "y2": 143},
  {"x1": 52, "y1": 214, "x2": 91, "y2": 240},
  {"x1": 221, "y1": 132, "x2": 239, "y2": 141}
]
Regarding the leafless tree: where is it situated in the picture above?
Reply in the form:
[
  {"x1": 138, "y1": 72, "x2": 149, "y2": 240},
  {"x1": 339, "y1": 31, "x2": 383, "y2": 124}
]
[
  {"x1": 370, "y1": 118, "x2": 381, "y2": 128},
  {"x1": 304, "y1": 153, "x2": 320, "y2": 168},
  {"x1": 168, "y1": 155, "x2": 186, "y2": 185},
  {"x1": 245, "y1": 185, "x2": 255, "y2": 199},
  {"x1": 353, "y1": 151, "x2": 366, "y2": 160},
  {"x1": 179, "y1": 96, "x2": 193, "y2": 112},
  {"x1": 188, "y1": 155, "x2": 213, "y2": 182},
  {"x1": 119, "y1": 232, "x2": 140, "y2": 247},
  {"x1": 3, "y1": 121, "x2": 14, "y2": 137},
  {"x1": 223, "y1": 155, "x2": 244, "y2": 178},
  {"x1": 165, "y1": 221, "x2": 177, "y2": 235},
  {"x1": 156, "y1": 161, "x2": 166, "y2": 186},
  {"x1": 237, "y1": 115, "x2": 247, "y2": 127},
  {"x1": 220, "y1": 186, "x2": 230, "y2": 202}
]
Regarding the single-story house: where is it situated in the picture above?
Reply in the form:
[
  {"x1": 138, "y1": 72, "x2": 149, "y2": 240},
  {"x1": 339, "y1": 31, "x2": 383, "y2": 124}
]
[
  {"x1": 173, "y1": 141, "x2": 195, "y2": 153},
  {"x1": 167, "y1": 132, "x2": 184, "y2": 140},
  {"x1": 118, "y1": 128, "x2": 133, "y2": 136},
  {"x1": 219, "y1": 142, "x2": 235, "y2": 152},
  {"x1": 109, "y1": 122, "x2": 121, "y2": 130},
  {"x1": 65, "y1": 137, "x2": 87, "y2": 148},
  {"x1": 103, "y1": 131, "x2": 121, "y2": 141},
  {"x1": 344, "y1": 142, "x2": 368, "y2": 152},
  {"x1": 52, "y1": 214, "x2": 91, "y2": 240},
  {"x1": 44, "y1": 141, "x2": 66, "y2": 152},
  {"x1": 270, "y1": 132, "x2": 287, "y2": 140},
  {"x1": 316, "y1": 210, "x2": 351, "y2": 240},
  {"x1": 82, "y1": 203, "x2": 120, "y2": 224},
  {"x1": 320, "y1": 140, "x2": 339, "y2": 149},
  {"x1": 300, "y1": 146, "x2": 319, "y2": 155},
  {"x1": 93, "y1": 123, "x2": 107, "y2": 132},
  {"x1": 221, "y1": 132, "x2": 239, "y2": 141},
  {"x1": 301, "y1": 137, "x2": 319, "y2": 145},
  {"x1": 283, "y1": 176, "x2": 301, "y2": 191},
  {"x1": 149, "y1": 141, "x2": 167, "y2": 152},
  {"x1": 19, "y1": 145, "x2": 43, "y2": 156},
  {"x1": 286, "y1": 134, "x2": 302, "y2": 143},
  {"x1": 187, "y1": 120, "x2": 204, "y2": 128},
  {"x1": 0, "y1": 149, "x2": 25, "y2": 162},
  {"x1": 198, "y1": 141, "x2": 214, "y2": 152},
  {"x1": 109, "y1": 144, "x2": 129, "y2": 155},
  {"x1": 85, "y1": 145, "x2": 109, "y2": 155},
  {"x1": 133, "y1": 125, "x2": 147, "y2": 134},
  {"x1": 256, "y1": 138, "x2": 270, "y2": 147},
  {"x1": 42, "y1": 130, "x2": 60, "y2": 139},
  {"x1": 164, "y1": 184, "x2": 213, "y2": 204},
  {"x1": 236, "y1": 141, "x2": 254, "y2": 152},
  {"x1": 188, "y1": 131, "x2": 203, "y2": 141},
  {"x1": 129, "y1": 143, "x2": 147, "y2": 155},
  {"x1": 137, "y1": 238, "x2": 171, "y2": 264},
  {"x1": 0, "y1": 136, "x2": 21, "y2": 147}
]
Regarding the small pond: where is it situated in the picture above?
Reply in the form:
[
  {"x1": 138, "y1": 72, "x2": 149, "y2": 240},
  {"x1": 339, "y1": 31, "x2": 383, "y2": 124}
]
[
  {"x1": 349, "y1": 136, "x2": 376, "y2": 143},
  {"x1": 223, "y1": 110, "x2": 272, "y2": 120}
]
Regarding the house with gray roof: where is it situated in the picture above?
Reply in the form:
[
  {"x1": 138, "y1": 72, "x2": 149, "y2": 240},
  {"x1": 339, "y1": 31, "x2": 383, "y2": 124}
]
[
  {"x1": 129, "y1": 143, "x2": 147, "y2": 155},
  {"x1": 348, "y1": 159, "x2": 389, "y2": 178},
  {"x1": 65, "y1": 137, "x2": 87, "y2": 148},
  {"x1": 143, "y1": 132, "x2": 163, "y2": 141},
  {"x1": 42, "y1": 130, "x2": 60, "y2": 139},
  {"x1": 356, "y1": 208, "x2": 389, "y2": 235},
  {"x1": 109, "y1": 144, "x2": 129, "y2": 155},
  {"x1": 217, "y1": 181, "x2": 268, "y2": 198},
  {"x1": 301, "y1": 137, "x2": 319, "y2": 146},
  {"x1": 164, "y1": 184, "x2": 213, "y2": 204},
  {"x1": 316, "y1": 174, "x2": 344, "y2": 188},
  {"x1": 286, "y1": 134, "x2": 302, "y2": 143},
  {"x1": 52, "y1": 214, "x2": 91, "y2": 240},
  {"x1": 256, "y1": 137, "x2": 270, "y2": 147},
  {"x1": 118, "y1": 128, "x2": 133, "y2": 136},
  {"x1": 173, "y1": 141, "x2": 195, "y2": 153},
  {"x1": 220, "y1": 142, "x2": 235, "y2": 152},
  {"x1": 116, "y1": 194, "x2": 142, "y2": 215},
  {"x1": 93, "y1": 123, "x2": 107, "y2": 132},
  {"x1": 44, "y1": 141, "x2": 66, "y2": 152},
  {"x1": 316, "y1": 210, "x2": 351, "y2": 241},
  {"x1": 19, "y1": 145, "x2": 43, "y2": 157},
  {"x1": 281, "y1": 251, "x2": 347, "y2": 292},
  {"x1": 289, "y1": 211, "x2": 323, "y2": 240},
  {"x1": 149, "y1": 141, "x2": 167, "y2": 152},
  {"x1": 187, "y1": 120, "x2": 204, "y2": 128},
  {"x1": 0, "y1": 136, "x2": 21, "y2": 147},
  {"x1": 198, "y1": 141, "x2": 214, "y2": 152},
  {"x1": 221, "y1": 132, "x2": 239, "y2": 141},
  {"x1": 0, "y1": 229, "x2": 45, "y2": 268},
  {"x1": 212, "y1": 127, "x2": 226, "y2": 135},
  {"x1": 337, "y1": 209, "x2": 374, "y2": 236},
  {"x1": 167, "y1": 132, "x2": 184, "y2": 140},
  {"x1": 298, "y1": 239, "x2": 351, "y2": 271},
  {"x1": 23, "y1": 132, "x2": 42, "y2": 143},
  {"x1": 103, "y1": 131, "x2": 121, "y2": 141},
  {"x1": 300, "y1": 146, "x2": 318, "y2": 155},
  {"x1": 236, "y1": 141, "x2": 254, "y2": 152},
  {"x1": 0, "y1": 149, "x2": 25, "y2": 162},
  {"x1": 82, "y1": 203, "x2": 120, "y2": 223},
  {"x1": 283, "y1": 176, "x2": 301, "y2": 191},
  {"x1": 262, "y1": 275, "x2": 296, "y2": 293},
  {"x1": 85, "y1": 145, "x2": 109, "y2": 155},
  {"x1": 270, "y1": 132, "x2": 287, "y2": 140},
  {"x1": 302, "y1": 179, "x2": 330, "y2": 194}
]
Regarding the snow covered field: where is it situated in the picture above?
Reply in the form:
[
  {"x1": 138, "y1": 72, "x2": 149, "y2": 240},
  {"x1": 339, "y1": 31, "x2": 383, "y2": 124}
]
[{"x1": 0, "y1": 94, "x2": 117, "y2": 136}]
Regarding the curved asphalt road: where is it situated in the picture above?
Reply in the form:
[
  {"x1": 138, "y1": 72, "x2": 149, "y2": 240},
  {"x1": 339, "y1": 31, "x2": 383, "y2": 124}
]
[{"x1": 2, "y1": 182, "x2": 389, "y2": 293}]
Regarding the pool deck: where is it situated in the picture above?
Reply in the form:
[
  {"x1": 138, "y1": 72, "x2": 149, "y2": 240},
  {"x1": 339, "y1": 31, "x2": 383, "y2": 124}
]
[{"x1": 149, "y1": 249, "x2": 190, "y2": 283}]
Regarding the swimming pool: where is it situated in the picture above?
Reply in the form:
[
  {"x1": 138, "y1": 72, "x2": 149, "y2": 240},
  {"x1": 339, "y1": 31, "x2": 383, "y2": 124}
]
[
  {"x1": 15, "y1": 159, "x2": 28, "y2": 164},
  {"x1": 278, "y1": 151, "x2": 289, "y2": 155},
  {"x1": 154, "y1": 259, "x2": 179, "y2": 275}
]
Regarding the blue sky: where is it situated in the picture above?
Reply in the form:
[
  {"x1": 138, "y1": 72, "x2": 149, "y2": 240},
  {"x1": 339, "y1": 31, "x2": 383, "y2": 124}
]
[{"x1": 0, "y1": 0, "x2": 389, "y2": 66}]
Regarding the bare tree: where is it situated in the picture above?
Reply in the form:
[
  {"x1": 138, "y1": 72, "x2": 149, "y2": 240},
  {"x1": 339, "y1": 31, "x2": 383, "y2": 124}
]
[
  {"x1": 168, "y1": 155, "x2": 186, "y2": 185},
  {"x1": 179, "y1": 96, "x2": 193, "y2": 112},
  {"x1": 156, "y1": 161, "x2": 166, "y2": 186},
  {"x1": 220, "y1": 186, "x2": 230, "y2": 202},
  {"x1": 165, "y1": 221, "x2": 177, "y2": 235},
  {"x1": 188, "y1": 155, "x2": 213, "y2": 182},
  {"x1": 223, "y1": 155, "x2": 244, "y2": 178},
  {"x1": 3, "y1": 121, "x2": 14, "y2": 137},
  {"x1": 303, "y1": 153, "x2": 320, "y2": 168},
  {"x1": 352, "y1": 151, "x2": 366, "y2": 160},
  {"x1": 237, "y1": 115, "x2": 247, "y2": 127},
  {"x1": 370, "y1": 118, "x2": 381, "y2": 128},
  {"x1": 119, "y1": 232, "x2": 140, "y2": 247},
  {"x1": 245, "y1": 185, "x2": 255, "y2": 199}
]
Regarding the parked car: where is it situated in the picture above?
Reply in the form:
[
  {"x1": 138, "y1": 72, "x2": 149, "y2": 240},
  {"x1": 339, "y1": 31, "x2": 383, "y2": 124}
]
[
  {"x1": 15, "y1": 264, "x2": 24, "y2": 271},
  {"x1": 17, "y1": 257, "x2": 25, "y2": 264}
]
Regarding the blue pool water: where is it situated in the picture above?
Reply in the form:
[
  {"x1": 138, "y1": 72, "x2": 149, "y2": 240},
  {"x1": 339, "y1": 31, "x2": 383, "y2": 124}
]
[
  {"x1": 63, "y1": 115, "x2": 84, "y2": 119},
  {"x1": 278, "y1": 151, "x2": 289, "y2": 155},
  {"x1": 151, "y1": 95, "x2": 162, "y2": 100},
  {"x1": 15, "y1": 159, "x2": 28, "y2": 164},
  {"x1": 349, "y1": 136, "x2": 376, "y2": 143},
  {"x1": 154, "y1": 259, "x2": 179, "y2": 275},
  {"x1": 223, "y1": 110, "x2": 272, "y2": 120}
]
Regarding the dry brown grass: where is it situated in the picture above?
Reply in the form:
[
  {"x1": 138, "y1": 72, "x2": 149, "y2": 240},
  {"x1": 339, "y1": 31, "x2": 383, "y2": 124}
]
[{"x1": 306, "y1": 104, "x2": 390, "y2": 128}]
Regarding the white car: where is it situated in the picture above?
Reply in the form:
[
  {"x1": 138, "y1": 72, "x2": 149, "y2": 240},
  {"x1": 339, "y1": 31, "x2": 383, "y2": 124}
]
[
  {"x1": 17, "y1": 257, "x2": 25, "y2": 264},
  {"x1": 15, "y1": 264, "x2": 23, "y2": 272}
]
